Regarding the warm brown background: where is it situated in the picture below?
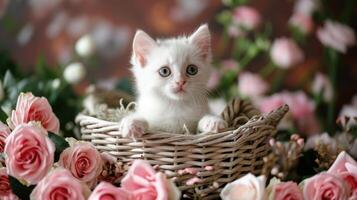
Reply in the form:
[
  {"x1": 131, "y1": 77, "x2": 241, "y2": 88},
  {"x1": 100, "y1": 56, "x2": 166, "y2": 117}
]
[{"x1": 0, "y1": 0, "x2": 356, "y2": 105}]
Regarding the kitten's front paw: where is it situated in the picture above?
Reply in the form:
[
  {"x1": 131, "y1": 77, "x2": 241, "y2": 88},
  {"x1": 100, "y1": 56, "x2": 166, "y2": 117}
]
[
  {"x1": 198, "y1": 115, "x2": 228, "y2": 133},
  {"x1": 119, "y1": 116, "x2": 148, "y2": 138}
]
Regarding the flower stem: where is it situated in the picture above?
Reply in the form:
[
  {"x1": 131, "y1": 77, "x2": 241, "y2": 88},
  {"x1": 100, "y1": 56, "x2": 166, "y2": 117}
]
[{"x1": 326, "y1": 48, "x2": 338, "y2": 134}]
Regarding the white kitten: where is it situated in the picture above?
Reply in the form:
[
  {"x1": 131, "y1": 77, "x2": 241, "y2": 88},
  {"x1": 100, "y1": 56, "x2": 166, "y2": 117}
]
[{"x1": 119, "y1": 24, "x2": 227, "y2": 137}]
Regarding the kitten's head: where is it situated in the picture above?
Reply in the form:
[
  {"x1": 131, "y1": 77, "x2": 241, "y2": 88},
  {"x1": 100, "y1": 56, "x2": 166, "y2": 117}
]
[{"x1": 131, "y1": 24, "x2": 211, "y2": 101}]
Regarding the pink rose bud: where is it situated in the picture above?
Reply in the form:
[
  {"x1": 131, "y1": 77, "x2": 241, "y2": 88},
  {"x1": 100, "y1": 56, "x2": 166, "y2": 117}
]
[
  {"x1": 59, "y1": 141, "x2": 103, "y2": 188},
  {"x1": 4, "y1": 122, "x2": 55, "y2": 185},
  {"x1": 0, "y1": 122, "x2": 10, "y2": 153},
  {"x1": 88, "y1": 182, "x2": 131, "y2": 200},
  {"x1": 30, "y1": 168, "x2": 90, "y2": 200},
  {"x1": 303, "y1": 172, "x2": 350, "y2": 200},
  {"x1": 270, "y1": 38, "x2": 304, "y2": 68},
  {"x1": 317, "y1": 20, "x2": 355, "y2": 53},
  {"x1": 0, "y1": 168, "x2": 19, "y2": 200},
  {"x1": 186, "y1": 177, "x2": 202, "y2": 186},
  {"x1": 10, "y1": 92, "x2": 60, "y2": 134},
  {"x1": 205, "y1": 166, "x2": 214, "y2": 171}
]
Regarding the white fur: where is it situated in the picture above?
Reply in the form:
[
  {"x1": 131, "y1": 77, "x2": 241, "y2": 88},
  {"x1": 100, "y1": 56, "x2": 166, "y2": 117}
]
[{"x1": 119, "y1": 24, "x2": 227, "y2": 137}]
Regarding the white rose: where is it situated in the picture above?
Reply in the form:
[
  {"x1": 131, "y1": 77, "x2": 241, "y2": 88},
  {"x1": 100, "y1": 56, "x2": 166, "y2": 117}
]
[
  {"x1": 75, "y1": 34, "x2": 95, "y2": 57},
  {"x1": 220, "y1": 173, "x2": 266, "y2": 200},
  {"x1": 63, "y1": 62, "x2": 86, "y2": 84}
]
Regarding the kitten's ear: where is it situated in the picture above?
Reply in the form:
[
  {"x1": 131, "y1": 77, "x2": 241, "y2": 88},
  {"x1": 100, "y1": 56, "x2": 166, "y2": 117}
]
[
  {"x1": 189, "y1": 24, "x2": 211, "y2": 60},
  {"x1": 132, "y1": 30, "x2": 157, "y2": 67}
]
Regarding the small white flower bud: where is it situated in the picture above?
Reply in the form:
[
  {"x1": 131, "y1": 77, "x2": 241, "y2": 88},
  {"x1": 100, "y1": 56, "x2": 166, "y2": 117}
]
[
  {"x1": 63, "y1": 62, "x2": 86, "y2": 84},
  {"x1": 75, "y1": 34, "x2": 95, "y2": 57}
]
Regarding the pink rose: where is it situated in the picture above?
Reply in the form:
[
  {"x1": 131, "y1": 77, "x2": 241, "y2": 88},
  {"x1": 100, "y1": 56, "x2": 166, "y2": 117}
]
[
  {"x1": 0, "y1": 122, "x2": 10, "y2": 153},
  {"x1": 289, "y1": 13, "x2": 314, "y2": 34},
  {"x1": 238, "y1": 72, "x2": 268, "y2": 98},
  {"x1": 0, "y1": 168, "x2": 19, "y2": 200},
  {"x1": 10, "y1": 92, "x2": 60, "y2": 134},
  {"x1": 317, "y1": 20, "x2": 356, "y2": 53},
  {"x1": 270, "y1": 38, "x2": 304, "y2": 68},
  {"x1": 88, "y1": 182, "x2": 131, "y2": 200},
  {"x1": 4, "y1": 122, "x2": 55, "y2": 185},
  {"x1": 222, "y1": 59, "x2": 239, "y2": 72},
  {"x1": 59, "y1": 141, "x2": 103, "y2": 188},
  {"x1": 269, "y1": 181, "x2": 303, "y2": 200},
  {"x1": 121, "y1": 160, "x2": 181, "y2": 200},
  {"x1": 30, "y1": 167, "x2": 90, "y2": 200},
  {"x1": 303, "y1": 172, "x2": 350, "y2": 200},
  {"x1": 232, "y1": 6, "x2": 261, "y2": 30},
  {"x1": 328, "y1": 151, "x2": 357, "y2": 198}
]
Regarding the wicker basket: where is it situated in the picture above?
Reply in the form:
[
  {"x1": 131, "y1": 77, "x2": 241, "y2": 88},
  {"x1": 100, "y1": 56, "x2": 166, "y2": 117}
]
[{"x1": 76, "y1": 99, "x2": 288, "y2": 199}]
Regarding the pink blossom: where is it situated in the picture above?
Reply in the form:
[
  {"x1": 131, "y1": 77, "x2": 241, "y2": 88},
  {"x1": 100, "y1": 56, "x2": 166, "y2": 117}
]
[
  {"x1": 121, "y1": 160, "x2": 181, "y2": 200},
  {"x1": 317, "y1": 20, "x2": 356, "y2": 53},
  {"x1": 186, "y1": 177, "x2": 202, "y2": 186},
  {"x1": 303, "y1": 172, "x2": 350, "y2": 200},
  {"x1": 222, "y1": 59, "x2": 239, "y2": 71},
  {"x1": 0, "y1": 122, "x2": 10, "y2": 153},
  {"x1": 0, "y1": 168, "x2": 19, "y2": 200},
  {"x1": 270, "y1": 38, "x2": 304, "y2": 68},
  {"x1": 269, "y1": 181, "x2": 303, "y2": 200},
  {"x1": 232, "y1": 6, "x2": 261, "y2": 30},
  {"x1": 88, "y1": 182, "x2": 131, "y2": 200},
  {"x1": 289, "y1": 13, "x2": 314, "y2": 34},
  {"x1": 59, "y1": 141, "x2": 103, "y2": 188},
  {"x1": 30, "y1": 168, "x2": 90, "y2": 200},
  {"x1": 238, "y1": 72, "x2": 269, "y2": 98},
  {"x1": 5, "y1": 122, "x2": 55, "y2": 185},
  {"x1": 10, "y1": 92, "x2": 60, "y2": 134}
]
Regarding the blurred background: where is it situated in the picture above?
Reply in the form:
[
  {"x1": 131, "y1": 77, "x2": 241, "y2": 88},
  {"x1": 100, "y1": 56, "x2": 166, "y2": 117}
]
[{"x1": 0, "y1": 0, "x2": 356, "y2": 140}]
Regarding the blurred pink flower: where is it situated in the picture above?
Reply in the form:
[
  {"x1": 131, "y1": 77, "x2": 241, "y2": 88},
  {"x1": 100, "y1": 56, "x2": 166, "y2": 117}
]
[
  {"x1": 293, "y1": 0, "x2": 319, "y2": 16},
  {"x1": 289, "y1": 13, "x2": 314, "y2": 34},
  {"x1": 232, "y1": 6, "x2": 261, "y2": 30},
  {"x1": 270, "y1": 38, "x2": 304, "y2": 68},
  {"x1": 10, "y1": 92, "x2": 60, "y2": 134},
  {"x1": 222, "y1": 59, "x2": 239, "y2": 71},
  {"x1": 238, "y1": 72, "x2": 269, "y2": 98},
  {"x1": 312, "y1": 73, "x2": 333, "y2": 102},
  {"x1": 259, "y1": 91, "x2": 319, "y2": 134},
  {"x1": 317, "y1": 20, "x2": 356, "y2": 53},
  {"x1": 88, "y1": 182, "x2": 131, "y2": 200},
  {"x1": 207, "y1": 68, "x2": 220, "y2": 90},
  {"x1": 339, "y1": 95, "x2": 357, "y2": 128},
  {"x1": 303, "y1": 172, "x2": 350, "y2": 200},
  {"x1": 0, "y1": 122, "x2": 10, "y2": 153}
]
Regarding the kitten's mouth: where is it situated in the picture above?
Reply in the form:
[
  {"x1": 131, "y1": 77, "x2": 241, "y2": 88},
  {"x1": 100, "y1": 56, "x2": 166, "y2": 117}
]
[{"x1": 173, "y1": 87, "x2": 185, "y2": 94}]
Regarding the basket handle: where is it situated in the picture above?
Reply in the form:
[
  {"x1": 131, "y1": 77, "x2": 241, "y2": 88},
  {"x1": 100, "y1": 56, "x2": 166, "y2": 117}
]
[{"x1": 264, "y1": 104, "x2": 289, "y2": 127}]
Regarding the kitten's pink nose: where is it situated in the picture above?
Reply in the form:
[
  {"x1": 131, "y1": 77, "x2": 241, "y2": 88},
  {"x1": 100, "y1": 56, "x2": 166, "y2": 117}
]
[{"x1": 176, "y1": 80, "x2": 186, "y2": 87}]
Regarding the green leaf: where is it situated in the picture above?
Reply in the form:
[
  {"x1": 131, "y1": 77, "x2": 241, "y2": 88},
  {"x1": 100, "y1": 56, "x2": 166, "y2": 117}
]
[
  {"x1": 0, "y1": 107, "x2": 7, "y2": 123},
  {"x1": 9, "y1": 176, "x2": 35, "y2": 200},
  {"x1": 48, "y1": 132, "x2": 70, "y2": 162}
]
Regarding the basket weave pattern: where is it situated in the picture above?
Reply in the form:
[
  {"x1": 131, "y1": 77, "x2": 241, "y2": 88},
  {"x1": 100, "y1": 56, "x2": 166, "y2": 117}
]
[{"x1": 76, "y1": 99, "x2": 288, "y2": 199}]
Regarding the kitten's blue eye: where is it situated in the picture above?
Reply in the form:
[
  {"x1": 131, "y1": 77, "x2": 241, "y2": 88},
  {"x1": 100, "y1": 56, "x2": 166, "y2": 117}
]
[
  {"x1": 158, "y1": 66, "x2": 171, "y2": 77},
  {"x1": 186, "y1": 64, "x2": 198, "y2": 76}
]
